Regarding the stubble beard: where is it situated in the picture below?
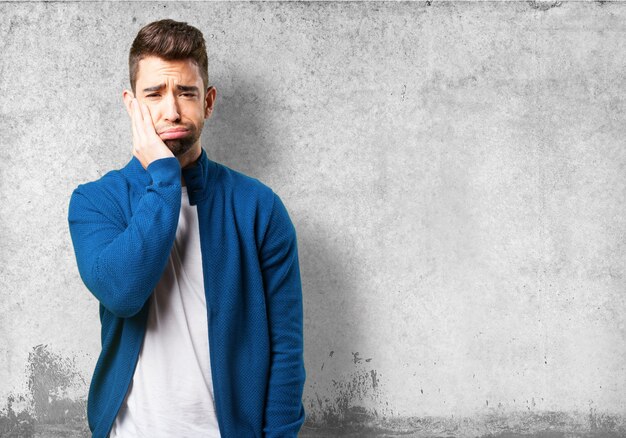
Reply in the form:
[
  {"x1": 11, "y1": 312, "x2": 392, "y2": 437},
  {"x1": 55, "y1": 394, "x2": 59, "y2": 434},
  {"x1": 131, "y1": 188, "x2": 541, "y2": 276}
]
[{"x1": 164, "y1": 128, "x2": 200, "y2": 157}]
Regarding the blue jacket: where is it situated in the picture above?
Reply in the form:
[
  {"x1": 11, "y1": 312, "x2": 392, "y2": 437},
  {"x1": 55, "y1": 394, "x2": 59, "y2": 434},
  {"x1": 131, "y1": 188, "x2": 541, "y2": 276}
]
[{"x1": 67, "y1": 148, "x2": 306, "y2": 437}]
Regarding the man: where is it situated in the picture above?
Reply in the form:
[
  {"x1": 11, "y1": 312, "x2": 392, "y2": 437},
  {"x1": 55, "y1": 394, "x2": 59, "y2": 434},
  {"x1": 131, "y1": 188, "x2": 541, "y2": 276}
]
[{"x1": 67, "y1": 19, "x2": 306, "y2": 437}]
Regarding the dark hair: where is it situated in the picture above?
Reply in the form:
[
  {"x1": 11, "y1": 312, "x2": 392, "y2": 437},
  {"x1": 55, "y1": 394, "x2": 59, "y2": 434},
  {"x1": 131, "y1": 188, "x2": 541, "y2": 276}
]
[{"x1": 129, "y1": 19, "x2": 209, "y2": 96}]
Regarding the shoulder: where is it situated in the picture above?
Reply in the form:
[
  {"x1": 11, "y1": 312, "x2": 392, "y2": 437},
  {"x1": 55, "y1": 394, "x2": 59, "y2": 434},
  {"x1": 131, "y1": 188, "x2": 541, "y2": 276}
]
[
  {"x1": 72, "y1": 168, "x2": 129, "y2": 198},
  {"x1": 214, "y1": 161, "x2": 276, "y2": 209},
  {"x1": 212, "y1": 162, "x2": 295, "y2": 244},
  {"x1": 68, "y1": 168, "x2": 130, "y2": 225}
]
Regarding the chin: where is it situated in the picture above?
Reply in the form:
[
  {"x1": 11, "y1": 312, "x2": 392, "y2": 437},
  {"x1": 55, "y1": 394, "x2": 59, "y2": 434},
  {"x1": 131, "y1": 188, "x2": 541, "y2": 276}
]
[{"x1": 165, "y1": 139, "x2": 196, "y2": 157}]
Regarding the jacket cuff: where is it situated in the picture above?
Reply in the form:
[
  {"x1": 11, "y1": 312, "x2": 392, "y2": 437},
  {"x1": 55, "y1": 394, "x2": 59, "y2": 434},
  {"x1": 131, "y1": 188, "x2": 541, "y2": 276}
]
[{"x1": 147, "y1": 157, "x2": 181, "y2": 185}]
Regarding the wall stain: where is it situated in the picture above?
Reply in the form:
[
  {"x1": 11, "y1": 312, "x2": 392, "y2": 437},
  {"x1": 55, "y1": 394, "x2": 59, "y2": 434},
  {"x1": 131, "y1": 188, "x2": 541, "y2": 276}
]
[
  {"x1": 314, "y1": 368, "x2": 385, "y2": 427},
  {"x1": 370, "y1": 369, "x2": 378, "y2": 390},
  {"x1": 3, "y1": 345, "x2": 626, "y2": 437},
  {"x1": 0, "y1": 393, "x2": 35, "y2": 437},
  {"x1": 305, "y1": 351, "x2": 389, "y2": 432},
  {"x1": 302, "y1": 353, "x2": 626, "y2": 436},
  {"x1": 27, "y1": 344, "x2": 86, "y2": 425},
  {"x1": 527, "y1": 1, "x2": 563, "y2": 11},
  {"x1": 0, "y1": 344, "x2": 89, "y2": 437},
  {"x1": 301, "y1": 410, "x2": 626, "y2": 437}
]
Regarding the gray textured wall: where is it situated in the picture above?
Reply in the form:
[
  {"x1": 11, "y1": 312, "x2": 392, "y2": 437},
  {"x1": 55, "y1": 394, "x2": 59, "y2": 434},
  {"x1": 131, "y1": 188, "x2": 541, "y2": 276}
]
[{"x1": 1, "y1": 1, "x2": 625, "y2": 437}]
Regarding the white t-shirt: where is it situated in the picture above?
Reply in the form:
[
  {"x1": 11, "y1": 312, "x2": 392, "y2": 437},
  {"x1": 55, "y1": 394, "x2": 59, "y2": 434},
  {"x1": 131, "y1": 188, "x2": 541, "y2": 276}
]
[{"x1": 109, "y1": 185, "x2": 221, "y2": 438}]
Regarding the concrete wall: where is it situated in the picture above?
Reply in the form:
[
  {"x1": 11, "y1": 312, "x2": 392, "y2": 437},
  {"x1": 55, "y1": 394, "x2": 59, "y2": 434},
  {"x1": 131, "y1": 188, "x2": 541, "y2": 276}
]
[{"x1": 1, "y1": 1, "x2": 625, "y2": 436}]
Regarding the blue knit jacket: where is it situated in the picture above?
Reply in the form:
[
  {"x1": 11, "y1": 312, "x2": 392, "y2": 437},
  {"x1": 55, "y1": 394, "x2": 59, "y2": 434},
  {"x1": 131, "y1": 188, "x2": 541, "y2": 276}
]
[{"x1": 67, "y1": 148, "x2": 306, "y2": 437}]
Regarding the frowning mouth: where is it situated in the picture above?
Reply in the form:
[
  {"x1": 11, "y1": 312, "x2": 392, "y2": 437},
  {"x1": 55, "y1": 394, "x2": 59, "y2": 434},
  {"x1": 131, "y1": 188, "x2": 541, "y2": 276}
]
[{"x1": 159, "y1": 128, "x2": 189, "y2": 139}]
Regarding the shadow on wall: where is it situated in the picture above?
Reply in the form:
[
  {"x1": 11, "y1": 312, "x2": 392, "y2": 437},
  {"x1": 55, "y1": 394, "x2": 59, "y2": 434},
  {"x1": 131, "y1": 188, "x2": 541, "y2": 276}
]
[{"x1": 213, "y1": 72, "x2": 397, "y2": 430}]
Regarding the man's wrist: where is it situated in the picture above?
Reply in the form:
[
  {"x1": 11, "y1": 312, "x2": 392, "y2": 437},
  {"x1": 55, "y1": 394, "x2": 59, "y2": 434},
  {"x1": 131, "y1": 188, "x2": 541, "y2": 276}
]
[{"x1": 147, "y1": 156, "x2": 181, "y2": 185}]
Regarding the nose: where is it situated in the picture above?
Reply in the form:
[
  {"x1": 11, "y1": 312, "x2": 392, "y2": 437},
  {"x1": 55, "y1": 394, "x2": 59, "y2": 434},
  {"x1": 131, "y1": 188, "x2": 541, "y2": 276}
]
[{"x1": 162, "y1": 93, "x2": 181, "y2": 123}]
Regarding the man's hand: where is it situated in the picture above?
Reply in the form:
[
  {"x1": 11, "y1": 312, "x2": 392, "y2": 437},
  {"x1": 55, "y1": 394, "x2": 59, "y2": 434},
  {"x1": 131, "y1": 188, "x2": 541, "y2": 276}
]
[{"x1": 130, "y1": 98, "x2": 175, "y2": 170}]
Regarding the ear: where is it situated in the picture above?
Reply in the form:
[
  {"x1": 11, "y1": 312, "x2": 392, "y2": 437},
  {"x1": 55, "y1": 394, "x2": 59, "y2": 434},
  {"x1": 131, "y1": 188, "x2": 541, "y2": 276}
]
[
  {"x1": 204, "y1": 86, "x2": 216, "y2": 119},
  {"x1": 122, "y1": 89, "x2": 135, "y2": 117}
]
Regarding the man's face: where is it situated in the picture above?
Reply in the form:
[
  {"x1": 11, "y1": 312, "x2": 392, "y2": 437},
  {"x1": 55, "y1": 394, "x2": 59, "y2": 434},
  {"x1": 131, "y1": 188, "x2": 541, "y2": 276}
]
[{"x1": 126, "y1": 55, "x2": 213, "y2": 157}]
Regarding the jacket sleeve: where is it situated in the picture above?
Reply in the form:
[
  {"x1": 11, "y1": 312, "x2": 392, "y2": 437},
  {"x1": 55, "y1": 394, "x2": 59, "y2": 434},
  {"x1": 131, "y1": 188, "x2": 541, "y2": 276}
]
[
  {"x1": 67, "y1": 157, "x2": 182, "y2": 318},
  {"x1": 260, "y1": 193, "x2": 306, "y2": 437}
]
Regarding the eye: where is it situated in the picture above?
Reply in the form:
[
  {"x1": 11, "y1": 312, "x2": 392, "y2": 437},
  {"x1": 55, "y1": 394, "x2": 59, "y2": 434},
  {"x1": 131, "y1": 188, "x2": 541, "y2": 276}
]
[{"x1": 145, "y1": 93, "x2": 195, "y2": 98}]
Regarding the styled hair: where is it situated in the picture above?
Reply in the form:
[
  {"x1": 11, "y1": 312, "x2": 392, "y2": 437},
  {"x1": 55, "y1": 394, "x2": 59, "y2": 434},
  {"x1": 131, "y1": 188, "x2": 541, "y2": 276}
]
[{"x1": 129, "y1": 19, "x2": 209, "y2": 96}]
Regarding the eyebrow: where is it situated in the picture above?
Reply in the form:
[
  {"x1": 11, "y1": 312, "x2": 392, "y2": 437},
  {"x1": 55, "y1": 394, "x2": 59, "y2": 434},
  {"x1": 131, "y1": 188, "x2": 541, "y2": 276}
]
[{"x1": 142, "y1": 84, "x2": 200, "y2": 93}]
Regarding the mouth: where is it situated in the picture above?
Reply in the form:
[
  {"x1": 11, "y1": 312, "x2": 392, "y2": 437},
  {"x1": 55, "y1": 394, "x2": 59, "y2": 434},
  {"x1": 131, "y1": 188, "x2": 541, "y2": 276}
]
[{"x1": 159, "y1": 128, "x2": 189, "y2": 140}]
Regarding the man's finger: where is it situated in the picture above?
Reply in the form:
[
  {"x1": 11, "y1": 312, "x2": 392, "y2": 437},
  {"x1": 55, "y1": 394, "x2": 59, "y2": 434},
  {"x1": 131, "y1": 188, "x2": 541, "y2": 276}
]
[
  {"x1": 139, "y1": 102, "x2": 157, "y2": 136},
  {"x1": 132, "y1": 98, "x2": 145, "y2": 124},
  {"x1": 131, "y1": 98, "x2": 141, "y2": 120},
  {"x1": 130, "y1": 99, "x2": 141, "y2": 146},
  {"x1": 132, "y1": 99, "x2": 145, "y2": 141}
]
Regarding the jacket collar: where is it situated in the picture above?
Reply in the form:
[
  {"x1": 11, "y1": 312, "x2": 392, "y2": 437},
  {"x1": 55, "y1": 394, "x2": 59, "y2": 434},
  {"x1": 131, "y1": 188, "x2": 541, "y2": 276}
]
[{"x1": 125, "y1": 147, "x2": 215, "y2": 206}]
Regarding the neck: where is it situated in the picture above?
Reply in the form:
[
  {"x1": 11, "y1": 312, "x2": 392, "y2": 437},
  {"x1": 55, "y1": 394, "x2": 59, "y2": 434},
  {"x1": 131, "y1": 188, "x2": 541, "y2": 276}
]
[{"x1": 178, "y1": 145, "x2": 202, "y2": 187}]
